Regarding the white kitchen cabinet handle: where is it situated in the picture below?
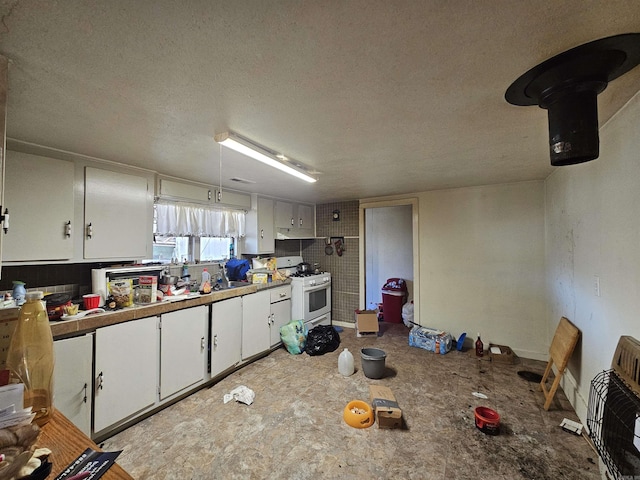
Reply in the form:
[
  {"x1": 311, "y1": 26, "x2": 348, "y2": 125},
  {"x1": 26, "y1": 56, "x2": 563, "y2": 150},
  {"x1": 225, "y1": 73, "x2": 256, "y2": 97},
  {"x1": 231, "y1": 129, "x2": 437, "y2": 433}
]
[
  {"x1": 213, "y1": 334, "x2": 218, "y2": 347},
  {"x1": 83, "y1": 383, "x2": 88, "y2": 403},
  {"x1": 201, "y1": 336, "x2": 205, "y2": 350},
  {"x1": 299, "y1": 218, "x2": 303, "y2": 227},
  {"x1": 290, "y1": 217, "x2": 294, "y2": 226},
  {"x1": 260, "y1": 229, "x2": 264, "y2": 239},
  {"x1": 97, "y1": 371, "x2": 104, "y2": 390},
  {"x1": 65, "y1": 220, "x2": 72, "y2": 238},
  {"x1": 0, "y1": 207, "x2": 9, "y2": 234},
  {"x1": 279, "y1": 292, "x2": 286, "y2": 298},
  {"x1": 86, "y1": 222, "x2": 93, "y2": 239}
]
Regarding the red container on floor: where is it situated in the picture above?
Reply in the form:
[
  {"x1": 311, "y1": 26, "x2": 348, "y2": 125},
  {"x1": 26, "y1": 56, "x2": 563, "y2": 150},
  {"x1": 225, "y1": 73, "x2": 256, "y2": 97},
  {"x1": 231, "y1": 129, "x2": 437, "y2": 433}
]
[{"x1": 381, "y1": 278, "x2": 408, "y2": 324}]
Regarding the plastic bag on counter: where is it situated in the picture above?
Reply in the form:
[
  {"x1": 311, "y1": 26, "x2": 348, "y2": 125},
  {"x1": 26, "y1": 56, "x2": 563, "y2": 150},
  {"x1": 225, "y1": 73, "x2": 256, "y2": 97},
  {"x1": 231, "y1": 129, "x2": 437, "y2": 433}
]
[
  {"x1": 280, "y1": 320, "x2": 308, "y2": 355},
  {"x1": 226, "y1": 258, "x2": 250, "y2": 281},
  {"x1": 108, "y1": 279, "x2": 133, "y2": 308},
  {"x1": 304, "y1": 325, "x2": 340, "y2": 356}
]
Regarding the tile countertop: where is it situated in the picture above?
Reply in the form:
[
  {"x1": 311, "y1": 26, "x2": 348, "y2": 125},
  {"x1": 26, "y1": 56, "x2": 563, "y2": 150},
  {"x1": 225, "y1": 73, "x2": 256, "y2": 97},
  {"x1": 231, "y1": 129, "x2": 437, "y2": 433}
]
[{"x1": 1, "y1": 280, "x2": 291, "y2": 340}]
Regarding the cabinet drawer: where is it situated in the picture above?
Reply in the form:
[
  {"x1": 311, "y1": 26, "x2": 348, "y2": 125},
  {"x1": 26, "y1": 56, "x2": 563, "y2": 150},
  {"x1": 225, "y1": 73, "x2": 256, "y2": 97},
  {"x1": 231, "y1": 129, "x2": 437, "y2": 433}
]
[{"x1": 270, "y1": 286, "x2": 291, "y2": 303}]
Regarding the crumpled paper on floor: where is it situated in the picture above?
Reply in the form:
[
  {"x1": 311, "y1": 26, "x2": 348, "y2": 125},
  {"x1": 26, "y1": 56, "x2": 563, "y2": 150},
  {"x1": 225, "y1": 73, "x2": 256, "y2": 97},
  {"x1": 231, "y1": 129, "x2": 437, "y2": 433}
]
[{"x1": 223, "y1": 385, "x2": 255, "y2": 405}]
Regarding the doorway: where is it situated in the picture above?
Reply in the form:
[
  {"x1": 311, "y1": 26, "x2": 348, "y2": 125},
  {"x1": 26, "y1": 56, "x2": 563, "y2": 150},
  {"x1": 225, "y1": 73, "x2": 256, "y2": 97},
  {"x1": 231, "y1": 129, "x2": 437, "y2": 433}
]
[{"x1": 359, "y1": 198, "x2": 419, "y2": 324}]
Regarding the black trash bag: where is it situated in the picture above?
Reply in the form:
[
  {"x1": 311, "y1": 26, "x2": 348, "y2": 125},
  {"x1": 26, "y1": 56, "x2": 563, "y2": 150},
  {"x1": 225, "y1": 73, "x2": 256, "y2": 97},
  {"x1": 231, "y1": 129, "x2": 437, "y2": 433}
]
[{"x1": 304, "y1": 325, "x2": 340, "y2": 356}]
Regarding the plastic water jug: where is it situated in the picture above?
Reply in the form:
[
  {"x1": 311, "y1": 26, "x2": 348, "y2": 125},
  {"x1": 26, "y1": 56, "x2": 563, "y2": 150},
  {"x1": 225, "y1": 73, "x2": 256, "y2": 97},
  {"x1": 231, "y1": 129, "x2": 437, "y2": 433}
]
[
  {"x1": 6, "y1": 291, "x2": 55, "y2": 426},
  {"x1": 338, "y1": 348, "x2": 355, "y2": 376}
]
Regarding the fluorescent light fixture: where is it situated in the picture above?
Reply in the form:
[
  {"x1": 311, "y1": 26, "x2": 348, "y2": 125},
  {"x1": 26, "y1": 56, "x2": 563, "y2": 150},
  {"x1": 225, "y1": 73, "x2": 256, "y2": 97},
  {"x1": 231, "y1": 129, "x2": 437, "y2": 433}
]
[{"x1": 214, "y1": 131, "x2": 317, "y2": 183}]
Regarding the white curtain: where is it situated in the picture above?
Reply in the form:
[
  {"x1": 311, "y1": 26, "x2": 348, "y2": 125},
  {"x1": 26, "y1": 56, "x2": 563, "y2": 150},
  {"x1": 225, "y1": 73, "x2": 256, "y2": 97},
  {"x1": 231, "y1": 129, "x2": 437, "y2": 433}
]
[{"x1": 155, "y1": 201, "x2": 245, "y2": 237}]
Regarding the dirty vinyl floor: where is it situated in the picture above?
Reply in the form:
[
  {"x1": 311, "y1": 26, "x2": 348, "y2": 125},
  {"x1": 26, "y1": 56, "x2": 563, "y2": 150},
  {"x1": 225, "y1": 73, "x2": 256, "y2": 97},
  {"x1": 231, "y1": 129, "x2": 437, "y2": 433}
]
[{"x1": 102, "y1": 322, "x2": 600, "y2": 479}]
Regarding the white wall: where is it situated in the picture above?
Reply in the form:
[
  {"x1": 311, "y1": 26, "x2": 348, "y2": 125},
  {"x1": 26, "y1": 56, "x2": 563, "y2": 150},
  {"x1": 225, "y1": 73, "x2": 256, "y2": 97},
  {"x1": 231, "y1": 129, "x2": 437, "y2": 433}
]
[
  {"x1": 417, "y1": 181, "x2": 547, "y2": 359},
  {"x1": 364, "y1": 205, "x2": 413, "y2": 308},
  {"x1": 545, "y1": 92, "x2": 640, "y2": 421}
]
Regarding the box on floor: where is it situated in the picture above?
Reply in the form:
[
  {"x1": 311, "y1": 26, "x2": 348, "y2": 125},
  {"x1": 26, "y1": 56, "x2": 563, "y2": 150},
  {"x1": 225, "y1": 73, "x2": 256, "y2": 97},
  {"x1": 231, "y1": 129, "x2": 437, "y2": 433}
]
[{"x1": 369, "y1": 385, "x2": 403, "y2": 429}]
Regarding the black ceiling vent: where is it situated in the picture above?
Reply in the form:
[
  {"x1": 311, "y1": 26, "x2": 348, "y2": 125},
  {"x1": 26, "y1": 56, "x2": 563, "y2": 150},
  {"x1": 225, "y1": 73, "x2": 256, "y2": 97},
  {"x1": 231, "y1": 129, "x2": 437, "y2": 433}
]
[{"x1": 505, "y1": 33, "x2": 640, "y2": 166}]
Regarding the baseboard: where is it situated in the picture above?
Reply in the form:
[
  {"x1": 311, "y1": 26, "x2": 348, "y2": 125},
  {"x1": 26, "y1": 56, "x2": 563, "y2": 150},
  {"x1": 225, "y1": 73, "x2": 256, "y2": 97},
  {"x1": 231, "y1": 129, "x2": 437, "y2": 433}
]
[
  {"x1": 559, "y1": 368, "x2": 589, "y2": 424},
  {"x1": 333, "y1": 320, "x2": 355, "y2": 329},
  {"x1": 512, "y1": 347, "x2": 548, "y2": 362}
]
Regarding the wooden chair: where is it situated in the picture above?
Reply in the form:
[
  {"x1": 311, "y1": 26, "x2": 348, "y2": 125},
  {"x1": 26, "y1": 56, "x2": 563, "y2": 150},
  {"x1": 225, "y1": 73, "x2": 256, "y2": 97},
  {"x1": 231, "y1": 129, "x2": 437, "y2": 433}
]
[{"x1": 540, "y1": 317, "x2": 581, "y2": 410}]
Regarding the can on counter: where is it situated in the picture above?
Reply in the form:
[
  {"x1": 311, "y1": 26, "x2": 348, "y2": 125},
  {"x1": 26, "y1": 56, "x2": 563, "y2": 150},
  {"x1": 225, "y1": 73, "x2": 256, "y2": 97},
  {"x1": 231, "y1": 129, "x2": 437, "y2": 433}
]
[{"x1": 43, "y1": 293, "x2": 72, "y2": 321}]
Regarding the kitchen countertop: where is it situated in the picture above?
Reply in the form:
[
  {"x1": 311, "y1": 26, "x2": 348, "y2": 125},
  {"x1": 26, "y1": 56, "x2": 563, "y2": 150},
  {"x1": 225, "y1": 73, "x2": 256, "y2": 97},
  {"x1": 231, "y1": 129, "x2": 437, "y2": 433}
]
[{"x1": 1, "y1": 280, "x2": 291, "y2": 340}]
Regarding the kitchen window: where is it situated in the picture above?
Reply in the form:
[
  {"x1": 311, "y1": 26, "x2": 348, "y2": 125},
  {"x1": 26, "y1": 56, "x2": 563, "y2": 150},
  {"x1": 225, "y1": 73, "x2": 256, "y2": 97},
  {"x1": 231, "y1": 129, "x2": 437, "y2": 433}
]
[{"x1": 152, "y1": 201, "x2": 244, "y2": 262}]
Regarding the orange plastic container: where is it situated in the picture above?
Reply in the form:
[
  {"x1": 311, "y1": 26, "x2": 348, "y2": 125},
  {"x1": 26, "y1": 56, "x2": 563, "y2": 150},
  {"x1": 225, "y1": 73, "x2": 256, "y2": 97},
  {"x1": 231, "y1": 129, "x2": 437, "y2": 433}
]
[{"x1": 343, "y1": 400, "x2": 374, "y2": 428}]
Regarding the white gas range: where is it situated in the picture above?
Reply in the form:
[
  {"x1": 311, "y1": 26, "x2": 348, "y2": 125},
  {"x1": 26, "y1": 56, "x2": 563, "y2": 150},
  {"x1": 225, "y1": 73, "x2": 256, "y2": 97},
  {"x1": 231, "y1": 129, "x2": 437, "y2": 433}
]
[{"x1": 276, "y1": 256, "x2": 332, "y2": 329}]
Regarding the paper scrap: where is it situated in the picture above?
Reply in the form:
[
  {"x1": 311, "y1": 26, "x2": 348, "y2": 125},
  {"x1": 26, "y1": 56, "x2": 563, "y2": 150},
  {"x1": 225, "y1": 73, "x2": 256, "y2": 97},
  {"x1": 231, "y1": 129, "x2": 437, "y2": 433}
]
[
  {"x1": 472, "y1": 392, "x2": 488, "y2": 399},
  {"x1": 559, "y1": 418, "x2": 583, "y2": 435},
  {"x1": 223, "y1": 385, "x2": 255, "y2": 405},
  {"x1": 490, "y1": 346, "x2": 502, "y2": 354}
]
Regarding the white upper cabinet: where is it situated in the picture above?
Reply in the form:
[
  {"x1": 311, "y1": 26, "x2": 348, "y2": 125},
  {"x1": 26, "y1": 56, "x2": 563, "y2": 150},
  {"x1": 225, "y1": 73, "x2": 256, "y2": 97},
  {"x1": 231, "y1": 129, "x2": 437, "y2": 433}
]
[
  {"x1": 84, "y1": 167, "x2": 152, "y2": 259},
  {"x1": 158, "y1": 178, "x2": 212, "y2": 203},
  {"x1": 243, "y1": 196, "x2": 274, "y2": 254},
  {"x1": 157, "y1": 177, "x2": 250, "y2": 209},
  {"x1": 274, "y1": 200, "x2": 315, "y2": 239},
  {"x1": 274, "y1": 200, "x2": 295, "y2": 229},
  {"x1": 3, "y1": 151, "x2": 75, "y2": 261}
]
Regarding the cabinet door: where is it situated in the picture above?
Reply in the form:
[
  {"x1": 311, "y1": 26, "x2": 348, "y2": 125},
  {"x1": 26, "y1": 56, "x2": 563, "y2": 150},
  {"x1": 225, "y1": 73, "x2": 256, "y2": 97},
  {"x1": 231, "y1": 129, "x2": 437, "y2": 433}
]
[
  {"x1": 54, "y1": 334, "x2": 93, "y2": 436},
  {"x1": 160, "y1": 306, "x2": 207, "y2": 400},
  {"x1": 274, "y1": 200, "x2": 294, "y2": 229},
  {"x1": 159, "y1": 178, "x2": 212, "y2": 203},
  {"x1": 4, "y1": 151, "x2": 74, "y2": 261},
  {"x1": 84, "y1": 167, "x2": 151, "y2": 259},
  {"x1": 270, "y1": 299, "x2": 291, "y2": 347},
  {"x1": 94, "y1": 317, "x2": 157, "y2": 433},
  {"x1": 211, "y1": 297, "x2": 242, "y2": 378},
  {"x1": 241, "y1": 290, "x2": 271, "y2": 359},
  {"x1": 296, "y1": 203, "x2": 314, "y2": 231},
  {"x1": 243, "y1": 196, "x2": 274, "y2": 254}
]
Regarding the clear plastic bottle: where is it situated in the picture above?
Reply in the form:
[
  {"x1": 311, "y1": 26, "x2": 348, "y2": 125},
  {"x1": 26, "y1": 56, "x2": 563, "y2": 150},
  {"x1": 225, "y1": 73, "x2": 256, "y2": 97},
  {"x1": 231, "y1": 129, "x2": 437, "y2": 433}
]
[
  {"x1": 6, "y1": 291, "x2": 55, "y2": 426},
  {"x1": 338, "y1": 348, "x2": 355, "y2": 376}
]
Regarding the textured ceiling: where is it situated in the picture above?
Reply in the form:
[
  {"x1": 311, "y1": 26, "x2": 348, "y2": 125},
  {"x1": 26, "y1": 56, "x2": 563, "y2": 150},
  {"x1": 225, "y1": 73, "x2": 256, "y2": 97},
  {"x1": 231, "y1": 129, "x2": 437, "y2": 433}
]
[{"x1": 1, "y1": 1, "x2": 640, "y2": 203}]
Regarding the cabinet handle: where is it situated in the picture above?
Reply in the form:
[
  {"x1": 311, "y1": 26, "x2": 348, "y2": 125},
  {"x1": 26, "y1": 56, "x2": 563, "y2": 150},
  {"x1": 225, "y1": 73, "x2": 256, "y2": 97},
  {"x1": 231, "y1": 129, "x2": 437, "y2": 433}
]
[
  {"x1": 299, "y1": 218, "x2": 303, "y2": 227},
  {"x1": 83, "y1": 382, "x2": 88, "y2": 403},
  {"x1": 97, "y1": 371, "x2": 104, "y2": 390},
  {"x1": 279, "y1": 292, "x2": 286, "y2": 298},
  {"x1": 290, "y1": 217, "x2": 294, "y2": 226},
  {"x1": 65, "y1": 220, "x2": 72, "y2": 238},
  {"x1": 0, "y1": 207, "x2": 9, "y2": 234},
  {"x1": 208, "y1": 189, "x2": 212, "y2": 201},
  {"x1": 260, "y1": 229, "x2": 264, "y2": 239},
  {"x1": 86, "y1": 222, "x2": 93, "y2": 239},
  {"x1": 213, "y1": 334, "x2": 218, "y2": 347},
  {"x1": 201, "y1": 336, "x2": 206, "y2": 350}
]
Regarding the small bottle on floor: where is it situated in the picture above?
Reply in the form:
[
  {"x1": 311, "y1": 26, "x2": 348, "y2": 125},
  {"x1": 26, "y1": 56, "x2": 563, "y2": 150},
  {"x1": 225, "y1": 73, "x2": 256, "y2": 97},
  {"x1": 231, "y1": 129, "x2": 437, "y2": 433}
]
[{"x1": 475, "y1": 333, "x2": 484, "y2": 357}]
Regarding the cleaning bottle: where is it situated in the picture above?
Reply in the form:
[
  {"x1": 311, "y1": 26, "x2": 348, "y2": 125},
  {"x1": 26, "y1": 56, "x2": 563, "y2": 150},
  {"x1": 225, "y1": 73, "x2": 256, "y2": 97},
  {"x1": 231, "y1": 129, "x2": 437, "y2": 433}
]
[
  {"x1": 475, "y1": 333, "x2": 484, "y2": 357},
  {"x1": 338, "y1": 348, "x2": 355, "y2": 376},
  {"x1": 6, "y1": 291, "x2": 55, "y2": 426},
  {"x1": 200, "y1": 268, "x2": 211, "y2": 293}
]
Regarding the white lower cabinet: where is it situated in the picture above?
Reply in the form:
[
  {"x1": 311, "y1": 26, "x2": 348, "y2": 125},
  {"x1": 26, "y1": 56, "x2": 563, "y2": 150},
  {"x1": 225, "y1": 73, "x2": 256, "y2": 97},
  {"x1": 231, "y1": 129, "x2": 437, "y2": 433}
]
[
  {"x1": 94, "y1": 316, "x2": 158, "y2": 434},
  {"x1": 54, "y1": 334, "x2": 93, "y2": 436},
  {"x1": 211, "y1": 297, "x2": 242, "y2": 378},
  {"x1": 269, "y1": 286, "x2": 291, "y2": 347},
  {"x1": 241, "y1": 290, "x2": 271, "y2": 360},
  {"x1": 159, "y1": 306, "x2": 208, "y2": 400}
]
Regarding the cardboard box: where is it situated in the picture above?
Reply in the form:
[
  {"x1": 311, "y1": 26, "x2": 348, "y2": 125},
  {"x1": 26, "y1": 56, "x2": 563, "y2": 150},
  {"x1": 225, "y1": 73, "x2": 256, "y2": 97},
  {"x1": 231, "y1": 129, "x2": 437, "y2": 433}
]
[
  {"x1": 488, "y1": 344, "x2": 515, "y2": 364},
  {"x1": 355, "y1": 310, "x2": 379, "y2": 337},
  {"x1": 137, "y1": 276, "x2": 157, "y2": 304},
  {"x1": 369, "y1": 385, "x2": 403, "y2": 429}
]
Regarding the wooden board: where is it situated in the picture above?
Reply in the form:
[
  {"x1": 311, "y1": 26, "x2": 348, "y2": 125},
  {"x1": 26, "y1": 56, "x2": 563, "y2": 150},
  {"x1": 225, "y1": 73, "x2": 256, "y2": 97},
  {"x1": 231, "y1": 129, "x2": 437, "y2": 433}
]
[{"x1": 540, "y1": 317, "x2": 581, "y2": 410}]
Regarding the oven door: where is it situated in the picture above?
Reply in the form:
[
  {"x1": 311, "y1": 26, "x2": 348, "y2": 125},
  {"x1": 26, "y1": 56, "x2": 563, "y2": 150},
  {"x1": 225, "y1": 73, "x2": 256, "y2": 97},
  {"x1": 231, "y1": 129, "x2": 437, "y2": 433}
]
[{"x1": 303, "y1": 283, "x2": 331, "y2": 322}]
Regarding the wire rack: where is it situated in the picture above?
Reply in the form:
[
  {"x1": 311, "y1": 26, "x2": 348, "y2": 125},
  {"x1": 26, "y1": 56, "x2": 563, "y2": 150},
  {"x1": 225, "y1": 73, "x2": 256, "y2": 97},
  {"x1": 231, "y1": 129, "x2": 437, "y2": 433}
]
[{"x1": 587, "y1": 369, "x2": 640, "y2": 479}]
